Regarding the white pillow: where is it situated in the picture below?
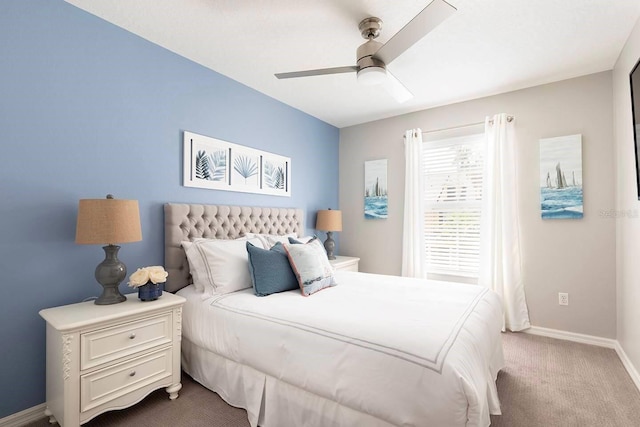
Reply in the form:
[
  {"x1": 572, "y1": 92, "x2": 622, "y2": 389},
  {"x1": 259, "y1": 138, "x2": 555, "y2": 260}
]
[
  {"x1": 244, "y1": 232, "x2": 298, "y2": 248},
  {"x1": 182, "y1": 237, "x2": 264, "y2": 295}
]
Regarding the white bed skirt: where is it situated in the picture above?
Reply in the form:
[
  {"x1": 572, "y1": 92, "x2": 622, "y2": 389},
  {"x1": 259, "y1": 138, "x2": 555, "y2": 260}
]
[
  {"x1": 182, "y1": 337, "x2": 397, "y2": 427},
  {"x1": 182, "y1": 336, "x2": 503, "y2": 427}
]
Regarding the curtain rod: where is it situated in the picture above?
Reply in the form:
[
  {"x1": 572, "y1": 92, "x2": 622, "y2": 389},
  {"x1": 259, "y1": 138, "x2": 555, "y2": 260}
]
[{"x1": 403, "y1": 115, "x2": 515, "y2": 137}]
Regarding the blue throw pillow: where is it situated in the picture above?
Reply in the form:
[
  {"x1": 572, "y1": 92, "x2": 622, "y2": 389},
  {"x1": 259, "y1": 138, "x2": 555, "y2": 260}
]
[{"x1": 246, "y1": 242, "x2": 299, "y2": 296}]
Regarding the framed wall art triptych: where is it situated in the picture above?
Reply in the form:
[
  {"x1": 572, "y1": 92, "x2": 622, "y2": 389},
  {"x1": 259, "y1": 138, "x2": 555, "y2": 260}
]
[{"x1": 183, "y1": 131, "x2": 290, "y2": 197}]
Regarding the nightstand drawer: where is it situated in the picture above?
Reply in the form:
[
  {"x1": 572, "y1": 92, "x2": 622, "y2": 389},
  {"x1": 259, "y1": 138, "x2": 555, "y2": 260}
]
[
  {"x1": 80, "y1": 347, "x2": 172, "y2": 412},
  {"x1": 81, "y1": 313, "x2": 172, "y2": 370}
]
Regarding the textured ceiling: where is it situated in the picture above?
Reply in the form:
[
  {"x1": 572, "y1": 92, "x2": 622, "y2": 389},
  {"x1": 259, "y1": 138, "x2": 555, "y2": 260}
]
[{"x1": 65, "y1": 0, "x2": 640, "y2": 128}]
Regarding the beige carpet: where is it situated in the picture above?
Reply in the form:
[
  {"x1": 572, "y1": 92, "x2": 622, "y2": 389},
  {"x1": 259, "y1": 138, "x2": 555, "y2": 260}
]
[
  {"x1": 490, "y1": 332, "x2": 640, "y2": 427},
  {"x1": 26, "y1": 332, "x2": 640, "y2": 427}
]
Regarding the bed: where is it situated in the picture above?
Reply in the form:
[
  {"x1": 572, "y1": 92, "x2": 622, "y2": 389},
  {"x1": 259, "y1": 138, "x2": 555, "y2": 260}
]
[{"x1": 164, "y1": 203, "x2": 504, "y2": 427}]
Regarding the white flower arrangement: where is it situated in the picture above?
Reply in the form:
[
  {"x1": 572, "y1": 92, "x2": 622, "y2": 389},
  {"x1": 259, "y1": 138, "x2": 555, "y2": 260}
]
[{"x1": 128, "y1": 266, "x2": 169, "y2": 288}]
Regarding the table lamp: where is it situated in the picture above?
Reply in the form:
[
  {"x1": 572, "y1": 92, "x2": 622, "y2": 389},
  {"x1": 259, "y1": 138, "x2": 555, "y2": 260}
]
[
  {"x1": 75, "y1": 194, "x2": 142, "y2": 305},
  {"x1": 315, "y1": 209, "x2": 342, "y2": 260}
]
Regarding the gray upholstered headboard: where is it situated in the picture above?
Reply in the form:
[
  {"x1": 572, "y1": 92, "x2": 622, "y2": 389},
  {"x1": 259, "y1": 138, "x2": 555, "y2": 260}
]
[{"x1": 164, "y1": 203, "x2": 304, "y2": 292}]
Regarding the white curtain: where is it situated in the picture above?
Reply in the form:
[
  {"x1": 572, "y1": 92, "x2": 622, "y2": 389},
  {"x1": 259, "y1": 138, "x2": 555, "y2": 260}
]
[
  {"x1": 402, "y1": 129, "x2": 426, "y2": 278},
  {"x1": 479, "y1": 114, "x2": 530, "y2": 331}
]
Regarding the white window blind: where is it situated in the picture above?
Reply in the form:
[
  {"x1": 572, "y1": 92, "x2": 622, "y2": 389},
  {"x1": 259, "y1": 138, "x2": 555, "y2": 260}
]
[{"x1": 423, "y1": 134, "x2": 484, "y2": 277}]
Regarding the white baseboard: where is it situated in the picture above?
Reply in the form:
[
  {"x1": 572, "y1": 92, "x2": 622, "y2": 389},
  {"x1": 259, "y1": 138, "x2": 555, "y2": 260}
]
[
  {"x1": 0, "y1": 403, "x2": 46, "y2": 427},
  {"x1": 524, "y1": 326, "x2": 617, "y2": 348},
  {"x1": 615, "y1": 342, "x2": 640, "y2": 393}
]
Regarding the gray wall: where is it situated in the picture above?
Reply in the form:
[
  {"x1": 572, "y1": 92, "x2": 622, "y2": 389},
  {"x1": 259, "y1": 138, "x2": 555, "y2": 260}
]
[
  {"x1": 339, "y1": 72, "x2": 616, "y2": 338},
  {"x1": 614, "y1": 16, "x2": 640, "y2": 378}
]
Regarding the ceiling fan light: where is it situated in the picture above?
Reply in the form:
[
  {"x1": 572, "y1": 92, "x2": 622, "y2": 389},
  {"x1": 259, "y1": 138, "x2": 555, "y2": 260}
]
[{"x1": 357, "y1": 66, "x2": 387, "y2": 86}]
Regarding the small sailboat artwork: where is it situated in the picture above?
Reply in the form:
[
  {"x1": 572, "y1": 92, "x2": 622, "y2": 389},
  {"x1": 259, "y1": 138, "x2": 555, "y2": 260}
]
[{"x1": 539, "y1": 135, "x2": 583, "y2": 219}]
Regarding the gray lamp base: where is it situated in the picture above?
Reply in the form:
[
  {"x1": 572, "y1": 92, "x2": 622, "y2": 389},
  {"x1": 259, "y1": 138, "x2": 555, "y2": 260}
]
[
  {"x1": 324, "y1": 231, "x2": 336, "y2": 260},
  {"x1": 94, "y1": 245, "x2": 127, "y2": 305}
]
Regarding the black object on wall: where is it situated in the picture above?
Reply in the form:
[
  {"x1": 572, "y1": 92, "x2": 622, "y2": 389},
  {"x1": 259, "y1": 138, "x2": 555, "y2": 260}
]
[{"x1": 629, "y1": 57, "x2": 640, "y2": 199}]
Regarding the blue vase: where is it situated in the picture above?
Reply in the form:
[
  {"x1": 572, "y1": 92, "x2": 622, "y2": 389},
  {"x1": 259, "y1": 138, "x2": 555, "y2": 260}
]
[{"x1": 138, "y1": 282, "x2": 164, "y2": 301}]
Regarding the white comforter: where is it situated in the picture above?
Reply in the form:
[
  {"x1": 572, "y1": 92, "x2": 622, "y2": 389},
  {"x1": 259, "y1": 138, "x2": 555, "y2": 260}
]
[{"x1": 178, "y1": 271, "x2": 504, "y2": 427}]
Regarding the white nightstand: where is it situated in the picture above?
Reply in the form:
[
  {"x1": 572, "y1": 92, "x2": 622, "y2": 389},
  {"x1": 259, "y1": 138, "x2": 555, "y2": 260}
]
[
  {"x1": 39, "y1": 292, "x2": 185, "y2": 427},
  {"x1": 329, "y1": 256, "x2": 360, "y2": 272}
]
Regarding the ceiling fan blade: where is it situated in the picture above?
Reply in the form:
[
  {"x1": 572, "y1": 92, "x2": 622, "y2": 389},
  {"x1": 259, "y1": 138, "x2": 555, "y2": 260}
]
[
  {"x1": 375, "y1": 0, "x2": 456, "y2": 65},
  {"x1": 382, "y1": 71, "x2": 413, "y2": 103},
  {"x1": 275, "y1": 66, "x2": 357, "y2": 79}
]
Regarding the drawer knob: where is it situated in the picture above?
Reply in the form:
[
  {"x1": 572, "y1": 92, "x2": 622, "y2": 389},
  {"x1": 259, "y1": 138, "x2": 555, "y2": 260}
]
[
  {"x1": 129, "y1": 333, "x2": 136, "y2": 340},
  {"x1": 129, "y1": 371, "x2": 136, "y2": 377}
]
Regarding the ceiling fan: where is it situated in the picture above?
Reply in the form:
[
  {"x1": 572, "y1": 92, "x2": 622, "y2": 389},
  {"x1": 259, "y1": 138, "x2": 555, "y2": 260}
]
[{"x1": 275, "y1": 0, "x2": 456, "y2": 103}]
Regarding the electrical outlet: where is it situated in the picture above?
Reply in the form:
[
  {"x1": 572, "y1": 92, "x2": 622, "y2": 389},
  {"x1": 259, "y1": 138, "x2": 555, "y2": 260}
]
[{"x1": 558, "y1": 292, "x2": 569, "y2": 306}]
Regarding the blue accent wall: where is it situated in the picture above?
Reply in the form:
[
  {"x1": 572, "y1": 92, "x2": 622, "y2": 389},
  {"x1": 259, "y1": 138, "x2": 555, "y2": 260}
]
[{"x1": 0, "y1": 0, "x2": 338, "y2": 418}]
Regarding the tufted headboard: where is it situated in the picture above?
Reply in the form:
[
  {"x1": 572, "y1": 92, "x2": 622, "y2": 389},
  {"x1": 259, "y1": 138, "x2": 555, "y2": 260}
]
[{"x1": 164, "y1": 203, "x2": 304, "y2": 292}]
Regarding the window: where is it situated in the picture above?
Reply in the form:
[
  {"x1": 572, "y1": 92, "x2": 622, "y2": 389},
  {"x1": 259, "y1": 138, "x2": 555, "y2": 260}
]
[{"x1": 423, "y1": 133, "x2": 484, "y2": 277}]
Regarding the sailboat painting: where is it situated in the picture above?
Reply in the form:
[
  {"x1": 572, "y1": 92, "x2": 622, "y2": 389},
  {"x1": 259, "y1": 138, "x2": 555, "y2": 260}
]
[
  {"x1": 539, "y1": 134, "x2": 583, "y2": 219},
  {"x1": 364, "y1": 159, "x2": 388, "y2": 219}
]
